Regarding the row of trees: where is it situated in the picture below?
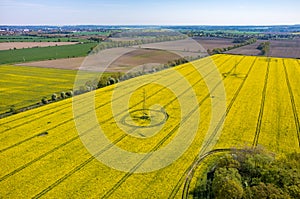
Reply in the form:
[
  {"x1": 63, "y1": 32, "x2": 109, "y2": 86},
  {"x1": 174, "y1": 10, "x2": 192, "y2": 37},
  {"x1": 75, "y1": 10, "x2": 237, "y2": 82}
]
[
  {"x1": 185, "y1": 30, "x2": 299, "y2": 41},
  {"x1": 40, "y1": 56, "x2": 194, "y2": 106},
  {"x1": 41, "y1": 91, "x2": 73, "y2": 104},
  {"x1": 207, "y1": 38, "x2": 257, "y2": 55},
  {"x1": 257, "y1": 42, "x2": 270, "y2": 55},
  {"x1": 89, "y1": 35, "x2": 187, "y2": 53},
  {"x1": 97, "y1": 57, "x2": 190, "y2": 88},
  {"x1": 192, "y1": 148, "x2": 300, "y2": 199}
]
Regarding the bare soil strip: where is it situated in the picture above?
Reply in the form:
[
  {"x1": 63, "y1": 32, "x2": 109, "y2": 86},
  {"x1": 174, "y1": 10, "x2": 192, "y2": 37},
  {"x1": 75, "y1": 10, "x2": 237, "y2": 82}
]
[{"x1": 0, "y1": 42, "x2": 78, "y2": 50}]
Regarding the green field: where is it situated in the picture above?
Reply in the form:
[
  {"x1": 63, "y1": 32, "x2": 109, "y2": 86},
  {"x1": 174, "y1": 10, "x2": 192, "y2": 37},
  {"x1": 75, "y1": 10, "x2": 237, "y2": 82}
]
[
  {"x1": 0, "y1": 43, "x2": 97, "y2": 64},
  {"x1": 0, "y1": 65, "x2": 108, "y2": 114},
  {"x1": 0, "y1": 54, "x2": 299, "y2": 198}
]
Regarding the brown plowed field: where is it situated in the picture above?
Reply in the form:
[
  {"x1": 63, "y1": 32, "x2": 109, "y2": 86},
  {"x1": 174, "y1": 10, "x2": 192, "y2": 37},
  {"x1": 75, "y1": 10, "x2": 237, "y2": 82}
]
[
  {"x1": 0, "y1": 42, "x2": 78, "y2": 50},
  {"x1": 17, "y1": 48, "x2": 180, "y2": 72},
  {"x1": 226, "y1": 39, "x2": 300, "y2": 58}
]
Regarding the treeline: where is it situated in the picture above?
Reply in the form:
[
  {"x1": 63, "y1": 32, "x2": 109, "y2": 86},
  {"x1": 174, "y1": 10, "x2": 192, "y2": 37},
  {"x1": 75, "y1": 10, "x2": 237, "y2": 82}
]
[
  {"x1": 257, "y1": 42, "x2": 270, "y2": 55},
  {"x1": 207, "y1": 38, "x2": 257, "y2": 55},
  {"x1": 233, "y1": 37, "x2": 252, "y2": 43},
  {"x1": 90, "y1": 35, "x2": 187, "y2": 53},
  {"x1": 192, "y1": 148, "x2": 300, "y2": 199},
  {"x1": 186, "y1": 30, "x2": 299, "y2": 40},
  {"x1": 39, "y1": 57, "x2": 193, "y2": 105},
  {"x1": 41, "y1": 91, "x2": 74, "y2": 104},
  {"x1": 186, "y1": 31, "x2": 255, "y2": 39},
  {"x1": 78, "y1": 57, "x2": 191, "y2": 91}
]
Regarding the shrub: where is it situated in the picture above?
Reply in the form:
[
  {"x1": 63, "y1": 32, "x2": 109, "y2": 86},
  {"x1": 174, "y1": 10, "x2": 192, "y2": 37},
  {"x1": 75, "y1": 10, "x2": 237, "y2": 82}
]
[
  {"x1": 66, "y1": 91, "x2": 73, "y2": 97},
  {"x1": 41, "y1": 97, "x2": 48, "y2": 104},
  {"x1": 51, "y1": 93, "x2": 58, "y2": 101},
  {"x1": 61, "y1": 92, "x2": 66, "y2": 99}
]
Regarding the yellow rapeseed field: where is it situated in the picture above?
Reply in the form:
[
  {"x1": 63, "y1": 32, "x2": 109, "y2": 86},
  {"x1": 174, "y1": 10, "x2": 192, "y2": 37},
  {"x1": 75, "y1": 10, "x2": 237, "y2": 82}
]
[{"x1": 0, "y1": 54, "x2": 299, "y2": 198}]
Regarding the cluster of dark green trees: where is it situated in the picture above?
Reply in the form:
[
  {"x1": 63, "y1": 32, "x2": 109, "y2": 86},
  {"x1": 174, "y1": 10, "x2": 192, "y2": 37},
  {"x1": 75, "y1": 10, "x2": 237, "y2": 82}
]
[
  {"x1": 257, "y1": 42, "x2": 270, "y2": 55},
  {"x1": 207, "y1": 38, "x2": 257, "y2": 55},
  {"x1": 193, "y1": 148, "x2": 300, "y2": 199}
]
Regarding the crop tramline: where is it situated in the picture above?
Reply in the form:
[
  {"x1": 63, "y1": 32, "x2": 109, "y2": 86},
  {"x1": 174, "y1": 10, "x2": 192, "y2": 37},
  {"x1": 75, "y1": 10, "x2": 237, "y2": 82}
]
[
  {"x1": 0, "y1": 54, "x2": 232, "y2": 191},
  {"x1": 215, "y1": 57, "x2": 270, "y2": 149},
  {"x1": 258, "y1": 59, "x2": 299, "y2": 151},
  {"x1": 0, "y1": 55, "x2": 232, "y2": 170},
  {"x1": 167, "y1": 56, "x2": 257, "y2": 198},
  {"x1": 252, "y1": 59, "x2": 270, "y2": 147},
  {"x1": 0, "y1": 55, "x2": 220, "y2": 127},
  {"x1": 283, "y1": 59, "x2": 300, "y2": 146},
  {"x1": 0, "y1": 55, "x2": 226, "y2": 133},
  {"x1": 199, "y1": 56, "x2": 256, "y2": 152},
  {"x1": 0, "y1": 57, "x2": 219, "y2": 150},
  {"x1": 78, "y1": 56, "x2": 244, "y2": 198},
  {"x1": 47, "y1": 56, "x2": 244, "y2": 195},
  {"x1": 1, "y1": 55, "x2": 299, "y2": 198},
  {"x1": 30, "y1": 56, "x2": 239, "y2": 198},
  {"x1": 284, "y1": 59, "x2": 300, "y2": 144},
  {"x1": 0, "y1": 53, "x2": 230, "y2": 128}
]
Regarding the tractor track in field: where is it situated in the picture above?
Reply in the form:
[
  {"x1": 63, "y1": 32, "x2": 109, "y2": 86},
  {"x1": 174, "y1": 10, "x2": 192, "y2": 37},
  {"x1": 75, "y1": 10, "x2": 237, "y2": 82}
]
[
  {"x1": 0, "y1": 56, "x2": 221, "y2": 129},
  {"x1": 0, "y1": 56, "x2": 233, "y2": 183},
  {"x1": 101, "y1": 89, "x2": 214, "y2": 199},
  {"x1": 168, "y1": 57, "x2": 257, "y2": 198},
  {"x1": 181, "y1": 148, "x2": 250, "y2": 199},
  {"x1": 181, "y1": 149, "x2": 232, "y2": 199},
  {"x1": 282, "y1": 60, "x2": 300, "y2": 147},
  {"x1": 30, "y1": 56, "x2": 239, "y2": 198},
  {"x1": 0, "y1": 57, "x2": 221, "y2": 153},
  {"x1": 100, "y1": 56, "x2": 246, "y2": 199},
  {"x1": 31, "y1": 133, "x2": 129, "y2": 199},
  {"x1": 0, "y1": 60, "x2": 201, "y2": 133},
  {"x1": 252, "y1": 59, "x2": 270, "y2": 147},
  {"x1": 0, "y1": 56, "x2": 225, "y2": 135},
  {"x1": 0, "y1": 125, "x2": 97, "y2": 182}
]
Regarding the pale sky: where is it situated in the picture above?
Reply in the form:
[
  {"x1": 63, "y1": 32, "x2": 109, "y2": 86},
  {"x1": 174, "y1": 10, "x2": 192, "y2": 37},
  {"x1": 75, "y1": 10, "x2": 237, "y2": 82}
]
[{"x1": 0, "y1": 0, "x2": 299, "y2": 25}]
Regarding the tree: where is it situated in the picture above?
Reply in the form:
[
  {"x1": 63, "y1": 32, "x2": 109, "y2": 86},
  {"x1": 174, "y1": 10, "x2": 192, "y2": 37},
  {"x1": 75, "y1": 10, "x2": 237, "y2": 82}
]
[
  {"x1": 51, "y1": 93, "x2": 58, "y2": 101},
  {"x1": 60, "y1": 92, "x2": 66, "y2": 99},
  {"x1": 193, "y1": 149, "x2": 299, "y2": 199},
  {"x1": 66, "y1": 91, "x2": 73, "y2": 97},
  {"x1": 212, "y1": 168, "x2": 243, "y2": 199},
  {"x1": 215, "y1": 179, "x2": 244, "y2": 199},
  {"x1": 97, "y1": 77, "x2": 109, "y2": 88},
  {"x1": 41, "y1": 97, "x2": 48, "y2": 104},
  {"x1": 108, "y1": 77, "x2": 116, "y2": 85},
  {"x1": 244, "y1": 183, "x2": 290, "y2": 199},
  {"x1": 217, "y1": 154, "x2": 240, "y2": 169}
]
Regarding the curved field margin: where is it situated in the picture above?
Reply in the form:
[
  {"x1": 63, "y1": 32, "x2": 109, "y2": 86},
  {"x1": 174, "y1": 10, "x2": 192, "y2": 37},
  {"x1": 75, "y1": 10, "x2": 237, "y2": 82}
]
[{"x1": 0, "y1": 55, "x2": 299, "y2": 198}]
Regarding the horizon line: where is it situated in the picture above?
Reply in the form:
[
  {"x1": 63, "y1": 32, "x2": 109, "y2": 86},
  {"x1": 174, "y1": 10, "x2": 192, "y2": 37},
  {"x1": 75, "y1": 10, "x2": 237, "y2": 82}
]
[{"x1": 0, "y1": 24, "x2": 299, "y2": 27}]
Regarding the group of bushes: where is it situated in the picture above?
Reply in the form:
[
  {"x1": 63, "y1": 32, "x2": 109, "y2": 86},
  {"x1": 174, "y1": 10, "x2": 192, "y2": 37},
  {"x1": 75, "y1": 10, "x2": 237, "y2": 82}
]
[
  {"x1": 41, "y1": 91, "x2": 74, "y2": 104},
  {"x1": 193, "y1": 148, "x2": 300, "y2": 199},
  {"x1": 207, "y1": 38, "x2": 257, "y2": 55}
]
